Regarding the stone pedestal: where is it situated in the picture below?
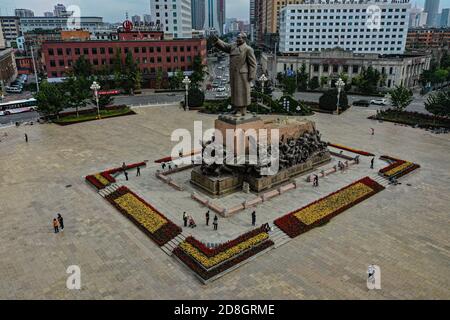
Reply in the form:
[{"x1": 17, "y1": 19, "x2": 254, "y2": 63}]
[{"x1": 191, "y1": 167, "x2": 243, "y2": 197}]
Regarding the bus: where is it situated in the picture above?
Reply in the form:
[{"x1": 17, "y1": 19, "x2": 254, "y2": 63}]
[{"x1": 0, "y1": 98, "x2": 37, "y2": 116}]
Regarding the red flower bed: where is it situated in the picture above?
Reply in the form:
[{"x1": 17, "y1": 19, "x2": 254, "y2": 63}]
[
  {"x1": 105, "y1": 186, "x2": 181, "y2": 246},
  {"x1": 173, "y1": 240, "x2": 274, "y2": 281},
  {"x1": 274, "y1": 177, "x2": 385, "y2": 238},
  {"x1": 185, "y1": 226, "x2": 267, "y2": 258},
  {"x1": 85, "y1": 162, "x2": 147, "y2": 190},
  {"x1": 328, "y1": 143, "x2": 375, "y2": 156},
  {"x1": 379, "y1": 155, "x2": 420, "y2": 179}
]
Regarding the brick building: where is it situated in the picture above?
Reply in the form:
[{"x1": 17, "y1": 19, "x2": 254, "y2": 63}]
[
  {"x1": 406, "y1": 28, "x2": 450, "y2": 49},
  {"x1": 41, "y1": 34, "x2": 207, "y2": 81},
  {"x1": 15, "y1": 56, "x2": 33, "y2": 74},
  {"x1": 0, "y1": 48, "x2": 18, "y2": 85}
]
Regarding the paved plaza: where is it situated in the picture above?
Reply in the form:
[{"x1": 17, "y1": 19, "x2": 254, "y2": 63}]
[{"x1": 0, "y1": 105, "x2": 449, "y2": 299}]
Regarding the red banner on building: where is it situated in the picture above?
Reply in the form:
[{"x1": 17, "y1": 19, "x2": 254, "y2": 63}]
[{"x1": 98, "y1": 90, "x2": 120, "y2": 96}]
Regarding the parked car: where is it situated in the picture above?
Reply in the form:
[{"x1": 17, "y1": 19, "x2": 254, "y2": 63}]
[
  {"x1": 370, "y1": 98, "x2": 388, "y2": 105},
  {"x1": 5, "y1": 86, "x2": 22, "y2": 93},
  {"x1": 353, "y1": 100, "x2": 370, "y2": 107}
]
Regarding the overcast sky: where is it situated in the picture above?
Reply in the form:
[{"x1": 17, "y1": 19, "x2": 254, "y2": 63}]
[{"x1": 0, "y1": 1, "x2": 449, "y2": 23}]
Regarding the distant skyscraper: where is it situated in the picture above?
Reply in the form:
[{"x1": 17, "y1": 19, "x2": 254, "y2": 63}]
[
  {"x1": 217, "y1": 0, "x2": 226, "y2": 35},
  {"x1": 53, "y1": 4, "x2": 68, "y2": 17},
  {"x1": 441, "y1": 8, "x2": 450, "y2": 27},
  {"x1": 132, "y1": 15, "x2": 141, "y2": 25},
  {"x1": 409, "y1": 5, "x2": 428, "y2": 28},
  {"x1": 424, "y1": 0, "x2": 440, "y2": 26},
  {"x1": 150, "y1": 0, "x2": 192, "y2": 38},
  {"x1": 15, "y1": 9, "x2": 34, "y2": 17},
  {"x1": 143, "y1": 14, "x2": 152, "y2": 24},
  {"x1": 204, "y1": 0, "x2": 222, "y2": 35},
  {"x1": 44, "y1": 12, "x2": 54, "y2": 17},
  {"x1": 192, "y1": 0, "x2": 206, "y2": 29}
]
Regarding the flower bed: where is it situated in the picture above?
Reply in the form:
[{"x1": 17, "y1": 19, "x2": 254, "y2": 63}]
[
  {"x1": 274, "y1": 177, "x2": 385, "y2": 238},
  {"x1": 105, "y1": 186, "x2": 181, "y2": 246},
  {"x1": 379, "y1": 156, "x2": 420, "y2": 179},
  {"x1": 173, "y1": 227, "x2": 273, "y2": 281},
  {"x1": 85, "y1": 162, "x2": 146, "y2": 190},
  {"x1": 328, "y1": 143, "x2": 375, "y2": 156}
]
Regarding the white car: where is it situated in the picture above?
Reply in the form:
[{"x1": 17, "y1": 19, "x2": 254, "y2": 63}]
[{"x1": 370, "y1": 98, "x2": 388, "y2": 105}]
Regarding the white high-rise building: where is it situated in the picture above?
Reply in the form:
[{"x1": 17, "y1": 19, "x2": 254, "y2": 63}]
[
  {"x1": 15, "y1": 9, "x2": 34, "y2": 17},
  {"x1": 204, "y1": 0, "x2": 222, "y2": 35},
  {"x1": 150, "y1": 0, "x2": 192, "y2": 38},
  {"x1": 279, "y1": 0, "x2": 411, "y2": 55},
  {"x1": 409, "y1": 6, "x2": 428, "y2": 27}
]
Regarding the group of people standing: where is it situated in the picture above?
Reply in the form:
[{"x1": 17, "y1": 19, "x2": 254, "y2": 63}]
[
  {"x1": 122, "y1": 162, "x2": 141, "y2": 181},
  {"x1": 183, "y1": 210, "x2": 258, "y2": 231},
  {"x1": 52, "y1": 214, "x2": 64, "y2": 234}
]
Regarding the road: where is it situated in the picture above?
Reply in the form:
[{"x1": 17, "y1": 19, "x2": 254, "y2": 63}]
[
  {"x1": 271, "y1": 90, "x2": 431, "y2": 114},
  {"x1": 205, "y1": 55, "x2": 231, "y2": 100}
]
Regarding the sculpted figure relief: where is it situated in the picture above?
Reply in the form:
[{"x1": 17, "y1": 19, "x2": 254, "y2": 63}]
[{"x1": 210, "y1": 32, "x2": 257, "y2": 116}]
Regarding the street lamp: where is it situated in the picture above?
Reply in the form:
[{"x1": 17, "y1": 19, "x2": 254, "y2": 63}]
[
  {"x1": 182, "y1": 76, "x2": 191, "y2": 111},
  {"x1": 335, "y1": 77, "x2": 345, "y2": 115},
  {"x1": 258, "y1": 74, "x2": 268, "y2": 114},
  {"x1": 90, "y1": 81, "x2": 101, "y2": 119}
]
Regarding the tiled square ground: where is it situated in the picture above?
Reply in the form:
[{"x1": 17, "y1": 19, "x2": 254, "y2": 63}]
[{"x1": 0, "y1": 105, "x2": 449, "y2": 299}]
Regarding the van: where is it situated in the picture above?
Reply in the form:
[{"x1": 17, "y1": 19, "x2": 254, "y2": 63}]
[{"x1": 6, "y1": 86, "x2": 22, "y2": 93}]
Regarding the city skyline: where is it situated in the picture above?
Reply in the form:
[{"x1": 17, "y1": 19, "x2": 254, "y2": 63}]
[{"x1": 0, "y1": 0, "x2": 251, "y2": 22}]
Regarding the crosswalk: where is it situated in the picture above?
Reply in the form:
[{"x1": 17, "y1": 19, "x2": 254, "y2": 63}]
[
  {"x1": 369, "y1": 173, "x2": 390, "y2": 188},
  {"x1": 269, "y1": 225, "x2": 291, "y2": 248},
  {"x1": 98, "y1": 183, "x2": 121, "y2": 198}
]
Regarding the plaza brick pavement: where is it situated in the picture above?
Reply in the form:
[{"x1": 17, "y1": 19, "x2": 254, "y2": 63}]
[{"x1": 0, "y1": 105, "x2": 449, "y2": 299}]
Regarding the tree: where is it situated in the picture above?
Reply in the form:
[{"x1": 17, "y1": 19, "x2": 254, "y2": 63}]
[
  {"x1": 122, "y1": 52, "x2": 139, "y2": 94},
  {"x1": 319, "y1": 89, "x2": 348, "y2": 112},
  {"x1": 389, "y1": 85, "x2": 413, "y2": 111},
  {"x1": 309, "y1": 76, "x2": 320, "y2": 90},
  {"x1": 92, "y1": 94, "x2": 115, "y2": 109},
  {"x1": 188, "y1": 87, "x2": 205, "y2": 108},
  {"x1": 425, "y1": 90, "x2": 450, "y2": 122},
  {"x1": 34, "y1": 81, "x2": 67, "y2": 118},
  {"x1": 170, "y1": 69, "x2": 184, "y2": 90},
  {"x1": 63, "y1": 75, "x2": 91, "y2": 117},
  {"x1": 282, "y1": 75, "x2": 296, "y2": 96},
  {"x1": 434, "y1": 69, "x2": 449, "y2": 86},
  {"x1": 297, "y1": 63, "x2": 309, "y2": 91},
  {"x1": 72, "y1": 55, "x2": 92, "y2": 77},
  {"x1": 320, "y1": 76, "x2": 328, "y2": 88},
  {"x1": 190, "y1": 55, "x2": 206, "y2": 88},
  {"x1": 352, "y1": 66, "x2": 381, "y2": 94},
  {"x1": 155, "y1": 68, "x2": 164, "y2": 89}
]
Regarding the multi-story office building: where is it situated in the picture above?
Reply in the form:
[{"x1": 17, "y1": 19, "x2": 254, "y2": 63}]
[
  {"x1": 19, "y1": 16, "x2": 103, "y2": 33},
  {"x1": 191, "y1": 0, "x2": 206, "y2": 30},
  {"x1": 54, "y1": 4, "x2": 70, "y2": 17},
  {"x1": 261, "y1": 48, "x2": 431, "y2": 89},
  {"x1": 0, "y1": 16, "x2": 21, "y2": 47},
  {"x1": 0, "y1": 48, "x2": 17, "y2": 85},
  {"x1": 150, "y1": 0, "x2": 192, "y2": 38},
  {"x1": 44, "y1": 12, "x2": 54, "y2": 17},
  {"x1": 440, "y1": 9, "x2": 450, "y2": 27},
  {"x1": 143, "y1": 14, "x2": 152, "y2": 24},
  {"x1": 409, "y1": 6, "x2": 428, "y2": 28},
  {"x1": 204, "y1": 0, "x2": 222, "y2": 35},
  {"x1": 217, "y1": 0, "x2": 226, "y2": 34},
  {"x1": 15, "y1": 9, "x2": 34, "y2": 18},
  {"x1": 0, "y1": 26, "x2": 5, "y2": 49},
  {"x1": 279, "y1": 0, "x2": 411, "y2": 55},
  {"x1": 41, "y1": 33, "x2": 206, "y2": 81},
  {"x1": 424, "y1": 0, "x2": 440, "y2": 26},
  {"x1": 406, "y1": 27, "x2": 450, "y2": 49},
  {"x1": 132, "y1": 15, "x2": 142, "y2": 25}
]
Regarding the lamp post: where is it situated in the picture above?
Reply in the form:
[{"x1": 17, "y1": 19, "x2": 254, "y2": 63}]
[
  {"x1": 258, "y1": 74, "x2": 268, "y2": 114},
  {"x1": 182, "y1": 76, "x2": 191, "y2": 111},
  {"x1": 335, "y1": 77, "x2": 345, "y2": 115},
  {"x1": 90, "y1": 81, "x2": 101, "y2": 119}
]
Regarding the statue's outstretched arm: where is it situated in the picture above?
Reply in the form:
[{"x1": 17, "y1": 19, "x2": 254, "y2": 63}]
[{"x1": 214, "y1": 38, "x2": 232, "y2": 54}]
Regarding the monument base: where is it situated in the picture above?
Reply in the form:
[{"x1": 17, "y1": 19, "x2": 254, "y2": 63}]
[{"x1": 190, "y1": 152, "x2": 331, "y2": 197}]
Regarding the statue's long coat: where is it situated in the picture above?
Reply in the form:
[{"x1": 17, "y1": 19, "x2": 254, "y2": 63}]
[{"x1": 213, "y1": 39, "x2": 257, "y2": 107}]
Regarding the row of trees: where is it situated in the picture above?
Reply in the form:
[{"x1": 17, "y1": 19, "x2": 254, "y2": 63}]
[
  {"x1": 276, "y1": 64, "x2": 382, "y2": 95},
  {"x1": 420, "y1": 52, "x2": 450, "y2": 88}
]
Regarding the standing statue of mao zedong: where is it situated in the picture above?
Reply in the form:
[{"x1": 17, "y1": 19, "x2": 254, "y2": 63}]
[{"x1": 210, "y1": 32, "x2": 257, "y2": 117}]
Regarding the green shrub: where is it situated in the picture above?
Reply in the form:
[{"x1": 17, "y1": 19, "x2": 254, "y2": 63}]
[
  {"x1": 188, "y1": 87, "x2": 205, "y2": 108},
  {"x1": 319, "y1": 89, "x2": 349, "y2": 112}
]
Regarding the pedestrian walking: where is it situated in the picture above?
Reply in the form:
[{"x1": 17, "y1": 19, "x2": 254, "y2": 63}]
[
  {"x1": 370, "y1": 157, "x2": 375, "y2": 169},
  {"x1": 314, "y1": 174, "x2": 319, "y2": 187},
  {"x1": 168, "y1": 163, "x2": 172, "y2": 170},
  {"x1": 183, "y1": 212, "x2": 188, "y2": 227},
  {"x1": 371, "y1": 128, "x2": 375, "y2": 136},
  {"x1": 57, "y1": 213, "x2": 64, "y2": 231},
  {"x1": 213, "y1": 215, "x2": 218, "y2": 231},
  {"x1": 136, "y1": 166, "x2": 141, "y2": 176},
  {"x1": 251, "y1": 211, "x2": 256, "y2": 226},
  {"x1": 122, "y1": 162, "x2": 127, "y2": 172},
  {"x1": 162, "y1": 162, "x2": 166, "y2": 170},
  {"x1": 53, "y1": 218, "x2": 59, "y2": 234},
  {"x1": 124, "y1": 171, "x2": 129, "y2": 181},
  {"x1": 24, "y1": 133, "x2": 28, "y2": 143},
  {"x1": 205, "y1": 210, "x2": 210, "y2": 226}
]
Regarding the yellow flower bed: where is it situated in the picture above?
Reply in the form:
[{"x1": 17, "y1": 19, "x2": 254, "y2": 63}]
[
  {"x1": 94, "y1": 173, "x2": 110, "y2": 186},
  {"x1": 179, "y1": 233, "x2": 269, "y2": 269},
  {"x1": 114, "y1": 193, "x2": 167, "y2": 233},
  {"x1": 383, "y1": 161, "x2": 413, "y2": 177},
  {"x1": 294, "y1": 182, "x2": 374, "y2": 225}
]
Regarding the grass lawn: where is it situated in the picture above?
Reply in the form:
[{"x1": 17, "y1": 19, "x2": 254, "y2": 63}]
[{"x1": 54, "y1": 107, "x2": 135, "y2": 125}]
